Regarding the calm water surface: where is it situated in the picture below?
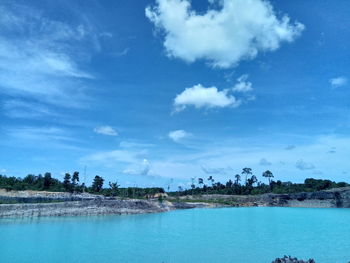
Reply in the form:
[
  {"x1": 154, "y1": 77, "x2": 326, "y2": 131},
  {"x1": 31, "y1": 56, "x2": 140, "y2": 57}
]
[{"x1": 1, "y1": 207, "x2": 350, "y2": 263}]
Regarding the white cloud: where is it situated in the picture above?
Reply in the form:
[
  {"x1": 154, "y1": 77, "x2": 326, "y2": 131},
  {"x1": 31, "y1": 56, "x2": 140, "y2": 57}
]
[
  {"x1": 122, "y1": 159, "x2": 153, "y2": 176},
  {"x1": 81, "y1": 149, "x2": 147, "y2": 167},
  {"x1": 94, "y1": 126, "x2": 118, "y2": 136},
  {"x1": 232, "y1": 75, "x2": 253, "y2": 93},
  {"x1": 0, "y1": 3, "x2": 98, "y2": 108},
  {"x1": 6, "y1": 126, "x2": 69, "y2": 142},
  {"x1": 174, "y1": 84, "x2": 240, "y2": 112},
  {"x1": 168, "y1": 129, "x2": 190, "y2": 142},
  {"x1": 295, "y1": 159, "x2": 315, "y2": 170},
  {"x1": 119, "y1": 141, "x2": 155, "y2": 148},
  {"x1": 81, "y1": 149, "x2": 156, "y2": 176},
  {"x1": 330, "y1": 76, "x2": 347, "y2": 88},
  {"x1": 146, "y1": 0, "x2": 304, "y2": 68},
  {"x1": 112, "y1": 48, "x2": 130, "y2": 57}
]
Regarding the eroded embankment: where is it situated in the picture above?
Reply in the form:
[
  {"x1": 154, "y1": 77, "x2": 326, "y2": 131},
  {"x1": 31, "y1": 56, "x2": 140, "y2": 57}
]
[
  {"x1": 0, "y1": 189, "x2": 219, "y2": 217},
  {"x1": 0, "y1": 199, "x2": 178, "y2": 217},
  {"x1": 172, "y1": 187, "x2": 350, "y2": 208},
  {"x1": 1, "y1": 187, "x2": 350, "y2": 218}
]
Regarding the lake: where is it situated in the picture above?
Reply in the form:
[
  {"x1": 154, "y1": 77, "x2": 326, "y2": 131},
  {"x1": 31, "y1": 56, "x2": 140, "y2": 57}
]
[{"x1": 1, "y1": 207, "x2": 350, "y2": 263}]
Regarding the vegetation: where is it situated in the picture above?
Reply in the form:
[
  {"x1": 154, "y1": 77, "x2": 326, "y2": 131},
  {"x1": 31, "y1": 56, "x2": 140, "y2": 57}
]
[
  {"x1": 171, "y1": 168, "x2": 349, "y2": 196},
  {"x1": 0, "y1": 168, "x2": 348, "y2": 199},
  {"x1": 0, "y1": 172, "x2": 164, "y2": 199}
]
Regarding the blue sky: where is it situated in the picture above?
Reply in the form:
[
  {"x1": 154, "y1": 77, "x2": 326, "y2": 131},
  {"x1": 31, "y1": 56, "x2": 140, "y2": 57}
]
[{"x1": 0, "y1": 0, "x2": 349, "y2": 189}]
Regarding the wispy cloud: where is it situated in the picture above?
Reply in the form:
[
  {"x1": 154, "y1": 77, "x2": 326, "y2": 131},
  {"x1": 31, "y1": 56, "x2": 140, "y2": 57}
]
[
  {"x1": 94, "y1": 126, "x2": 118, "y2": 136},
  {"x1": 0, "y1": 3, "x2": 99, "y2": 109},
  {"x1": 81, "y1": 149, "x2": 146, "y2": 166},
  {"x1": 1, "y1": 125, "x2": 83, "y2": 150},
  {"x1": 201, "y1": 165, "x2": 234, "y2": 175},
  {"x1": 329, "y1": 76, "x2": 347, "y2": 88},
  {"x1": 80, "y1": 140, "x2": 151, "y2": 172},
  {"x1": 112, "y1": 48, "x2": 130, "y2": 57},
  {"x1": 168, "y1": 129, "x2": 191, "y2": 142},
  {"x1": 1, "y1": 99, "x2": 63, "y2": 119}
]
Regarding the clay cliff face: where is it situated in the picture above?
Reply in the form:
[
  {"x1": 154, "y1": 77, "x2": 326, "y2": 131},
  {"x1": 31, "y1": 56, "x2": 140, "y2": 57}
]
[
  {"x1": 0, "y1": 199, "x2": 175, "y2": 217},
  {"x1": 175, "y1": 187, "x2": 350, "y2": 208},
  {"x1": 247, "y1": 187, "x2": 350, "y2": 208}
]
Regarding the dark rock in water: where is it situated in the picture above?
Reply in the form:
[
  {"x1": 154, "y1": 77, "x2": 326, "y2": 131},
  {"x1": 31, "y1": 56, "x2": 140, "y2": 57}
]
[{"x1": 272, "y1": 256, "x2": 315, "y2": 263}]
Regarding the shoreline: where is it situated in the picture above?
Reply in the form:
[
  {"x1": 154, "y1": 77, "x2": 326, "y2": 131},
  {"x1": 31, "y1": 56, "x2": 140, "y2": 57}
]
[
  {"x1": 1, "y1": 187, "x2": 350, "y2": 218},
  {"x1": 0, "y1": 198, "x2": 222, "y2": 218}
]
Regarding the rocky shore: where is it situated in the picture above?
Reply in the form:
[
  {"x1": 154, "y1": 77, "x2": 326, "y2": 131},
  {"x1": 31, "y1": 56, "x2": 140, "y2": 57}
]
[
  {"x1": 0, "y1": 199, "x2": 173, "y2": 217},
  {"x1": 174, "y1": 187, "x2": 350, "y2": 208},
  {"x1": 0, "y1": 190, "x2": 220, "y2": 218}
]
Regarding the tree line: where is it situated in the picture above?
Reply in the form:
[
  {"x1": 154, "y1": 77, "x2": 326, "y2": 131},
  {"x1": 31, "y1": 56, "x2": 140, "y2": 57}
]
[
  {"x1": 0, "y1": 168, "x2": 348, "y2": 197},
  {"x1": 0, "y1": 172, "x2": 164, "y2": 198},
  {"x1": 174, "y1": 168, "x2": 349, "y2": 196}
]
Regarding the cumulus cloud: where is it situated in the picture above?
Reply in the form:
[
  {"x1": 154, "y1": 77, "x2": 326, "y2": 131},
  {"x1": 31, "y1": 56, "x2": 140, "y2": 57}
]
[
  {"x1": 259, "y1": 158, "x2": 271, "y2": 166},
  {"x1": 94, "y1": 126, "x2": 118, "y2": 136},
  {"x1": 232, "y1": 75, "x2": 253, "y2": 93},
  {"x1": 122, "y1": 159, "x2": 153, "y2": 176},
  {"x1": 174, "y1": 84, "x2": 241, "y2": 112},
  {"x1": 146, "y1": 0, "x2": 304, "y2": 68},
  {"x1": 295, "y1": 159, "x2": 315, "y2": 170},
  {"x1": 330, "y1": 76, "x2": 347, "y2": 88},
  {"x1": 168, "y1": 129, "x2": 190, "y2": 142}
]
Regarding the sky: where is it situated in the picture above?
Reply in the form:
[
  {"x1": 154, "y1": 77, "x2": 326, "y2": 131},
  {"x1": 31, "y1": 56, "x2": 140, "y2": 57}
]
[{"x1": 0, "y1": 0, "x2": 349, "y2": 189}]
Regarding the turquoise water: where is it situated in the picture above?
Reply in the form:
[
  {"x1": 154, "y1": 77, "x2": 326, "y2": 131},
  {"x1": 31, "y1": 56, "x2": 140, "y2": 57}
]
[{"x1": 1, "y1": 207, "x2": 350, "y2": 263}]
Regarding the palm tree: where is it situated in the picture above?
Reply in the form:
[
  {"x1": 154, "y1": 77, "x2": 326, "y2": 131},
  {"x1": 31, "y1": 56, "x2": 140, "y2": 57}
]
[
  {"x1": 262, "y1": 170, "x2": 274, "y2": 188},
  {"x1": 207, "y1": 176, "x2": 214, "y2": 187},
  {"x1": 198, "y1": 178, "x2": 204, "y2": 186},
  {"x1": 190, "y1": 177, "x2": 196, "y2": 192},
  {"x1": 234, "y1": 174, "x2": 241, "y2": 185},
  {"x1": 242, "y1": 168, "x2": 252, "y2": 186},
  {"x1": 250, "y1": 175, "x2": 258, "y2": 186}
]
